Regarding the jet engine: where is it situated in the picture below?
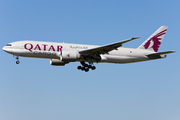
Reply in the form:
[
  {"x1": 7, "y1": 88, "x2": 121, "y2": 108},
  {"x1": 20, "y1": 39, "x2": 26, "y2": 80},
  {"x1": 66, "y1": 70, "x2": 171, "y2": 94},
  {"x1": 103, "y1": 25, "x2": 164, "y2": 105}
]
[
  {"x1": 50, "y1": 59, "x2": 68, "y2": 66},
  {"x1": 50, "y1": 51, "x2": 80, "y2": 66}
]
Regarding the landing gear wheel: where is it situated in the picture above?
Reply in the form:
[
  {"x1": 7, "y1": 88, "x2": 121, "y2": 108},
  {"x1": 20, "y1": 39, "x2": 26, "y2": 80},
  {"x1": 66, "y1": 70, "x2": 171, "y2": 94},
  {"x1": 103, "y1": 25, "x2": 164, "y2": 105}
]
[
  {"x1": 14, "y1": 55, "x2": 20, "y2": 64},
  {"x1": 91, "y1": 66, "x2": 96, "y2": 70},
  {"x1": 81, "y1": 67, "x2": 85, "y2": 71},
  {"x1": 85, "y1": 68, "x2": 89, "y2": 72},
  {"x1": 84, "y1": 64, "x2": 89, "y2": 67},
  {"x1": 78, "y1": 61, "x2": 96, "y2": 72},
  {"x1": 88, "y1": 65, "x2": 92, "y2": 68},
  {"x1": 77, "y1": 66, "x2": 82, "y2": 70},
  {"x1": 16, "y1": 61, "x2": 20, "y2": 64}
]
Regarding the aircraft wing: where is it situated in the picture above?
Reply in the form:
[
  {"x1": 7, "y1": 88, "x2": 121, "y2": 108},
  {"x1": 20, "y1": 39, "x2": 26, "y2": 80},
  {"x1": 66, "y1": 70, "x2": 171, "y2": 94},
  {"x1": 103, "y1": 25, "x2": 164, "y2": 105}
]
[{"x1": 79, "y1": 37, "x2": 140, "y2": 56}]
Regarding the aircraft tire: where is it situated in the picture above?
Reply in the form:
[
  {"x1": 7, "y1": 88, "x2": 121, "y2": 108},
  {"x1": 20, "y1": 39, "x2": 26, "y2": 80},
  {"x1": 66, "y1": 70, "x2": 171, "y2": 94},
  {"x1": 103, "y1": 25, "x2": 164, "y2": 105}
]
[
  {"x1": 85, "y1": 68, "x2": 89, "y2": 72},
  {"x1": 91, "y1": 66, "x2": 96, "y2": 70},
  {"x1": 84, "y1": 64, "x2": 88, "y2": 67},
  {"x1": 16, "y1": 61, "x2": 20, "y2": 64},
  {"x1": 77, "y1": 66, "x2": 81, "y2": 70},
  {"x1": 81, "y1": 67, "x2": 85, "y2": 71},
  {"x1": 88, "y1": 65, "x2": 92, "y2": 68}
]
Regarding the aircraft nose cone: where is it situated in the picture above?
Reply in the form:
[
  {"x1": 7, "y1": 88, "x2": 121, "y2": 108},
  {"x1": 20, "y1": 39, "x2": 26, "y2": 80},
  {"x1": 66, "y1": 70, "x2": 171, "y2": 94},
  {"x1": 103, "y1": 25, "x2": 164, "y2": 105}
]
[
  {"x1": 2, "y1": 46, "x2": 14, "y2": 54},
  {"x1": 2, "y1": 46, "x2": 6, "y2": 51},
  {"x1": 2, "y1": 46, "x2": 10, "y2": 53}
]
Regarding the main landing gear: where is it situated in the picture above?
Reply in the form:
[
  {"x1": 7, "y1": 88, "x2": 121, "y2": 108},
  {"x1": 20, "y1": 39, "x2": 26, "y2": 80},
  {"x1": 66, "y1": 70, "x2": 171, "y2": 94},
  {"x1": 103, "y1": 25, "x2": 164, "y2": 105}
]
[
  {"x1": 13, "y1": 55, "x2": 20, "y2": 64},
  {"x1": 77, "y1": 61, "x2": 96, "y2": 72}
]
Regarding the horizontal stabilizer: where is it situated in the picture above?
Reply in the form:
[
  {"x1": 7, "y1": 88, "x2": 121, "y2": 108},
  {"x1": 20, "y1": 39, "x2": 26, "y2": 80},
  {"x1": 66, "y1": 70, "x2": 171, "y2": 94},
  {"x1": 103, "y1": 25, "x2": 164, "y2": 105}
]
[{"x1": 147, "y1": 51, "x2": 176, "y2": 56}]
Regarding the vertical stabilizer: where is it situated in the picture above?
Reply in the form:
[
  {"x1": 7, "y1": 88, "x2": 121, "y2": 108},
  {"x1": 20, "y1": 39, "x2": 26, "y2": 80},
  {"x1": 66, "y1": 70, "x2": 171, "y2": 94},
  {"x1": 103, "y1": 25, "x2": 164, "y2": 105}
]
[{"x1": 138, "y1": 26, "x2": 168, "y2": 52}]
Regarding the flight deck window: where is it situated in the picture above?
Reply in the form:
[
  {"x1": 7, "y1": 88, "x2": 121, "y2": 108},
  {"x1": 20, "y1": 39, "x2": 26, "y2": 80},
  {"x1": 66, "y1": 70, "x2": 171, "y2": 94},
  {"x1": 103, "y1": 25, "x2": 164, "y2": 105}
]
[{"x1": 6, "y1": 44, "x2": 12, "y2": 46}]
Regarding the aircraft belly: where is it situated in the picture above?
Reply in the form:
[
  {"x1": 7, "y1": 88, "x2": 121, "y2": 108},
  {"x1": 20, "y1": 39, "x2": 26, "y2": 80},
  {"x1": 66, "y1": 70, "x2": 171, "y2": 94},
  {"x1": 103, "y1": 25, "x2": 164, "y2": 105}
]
[{"x1": 102, "y1": 55, "x2": 148, "y2": 63}]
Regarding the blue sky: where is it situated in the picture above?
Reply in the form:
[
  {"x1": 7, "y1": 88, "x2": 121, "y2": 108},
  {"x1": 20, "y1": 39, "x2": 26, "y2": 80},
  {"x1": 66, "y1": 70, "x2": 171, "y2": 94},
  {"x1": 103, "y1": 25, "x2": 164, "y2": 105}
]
[{"x1": 0, "y1": 0, "x2": 179, "y2": 120}]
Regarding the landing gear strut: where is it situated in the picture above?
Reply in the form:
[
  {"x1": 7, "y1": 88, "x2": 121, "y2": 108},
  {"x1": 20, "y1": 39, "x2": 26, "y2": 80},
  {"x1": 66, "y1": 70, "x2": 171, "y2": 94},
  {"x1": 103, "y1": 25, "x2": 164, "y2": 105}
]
[
  {"x1": 14, "y1": 55, "x2": 20, "y2": 64},
  {"x1": 77, "y1": 61, "x2": 96, "y2": 72}
]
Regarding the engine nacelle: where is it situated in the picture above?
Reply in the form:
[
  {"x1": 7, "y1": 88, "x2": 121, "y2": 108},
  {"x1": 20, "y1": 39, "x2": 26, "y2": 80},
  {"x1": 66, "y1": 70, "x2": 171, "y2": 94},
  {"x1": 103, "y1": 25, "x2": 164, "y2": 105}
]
[
  {"x1": 60, "y1": 51, "x2": 80, "y2": 62},
  {"x1": 50, "y1": 59, "x2": 68, "y2": 66}
]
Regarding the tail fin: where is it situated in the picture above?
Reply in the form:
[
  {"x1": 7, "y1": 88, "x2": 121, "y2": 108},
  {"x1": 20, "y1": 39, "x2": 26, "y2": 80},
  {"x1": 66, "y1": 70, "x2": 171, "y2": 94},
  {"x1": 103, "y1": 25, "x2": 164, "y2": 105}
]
[{"x1": 138, "y1": 26, "x2": 168, "y2": 52}]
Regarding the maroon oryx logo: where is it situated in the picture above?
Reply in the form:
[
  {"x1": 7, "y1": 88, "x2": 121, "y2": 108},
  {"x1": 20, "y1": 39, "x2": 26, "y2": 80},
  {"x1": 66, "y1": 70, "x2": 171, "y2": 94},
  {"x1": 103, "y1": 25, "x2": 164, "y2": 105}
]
[
  {"x1": 144, "y1": 29, "x2": 167, "y2": 52},
  {"x1": 67, "y1": 54, "x2": 70, "y2": 57}
]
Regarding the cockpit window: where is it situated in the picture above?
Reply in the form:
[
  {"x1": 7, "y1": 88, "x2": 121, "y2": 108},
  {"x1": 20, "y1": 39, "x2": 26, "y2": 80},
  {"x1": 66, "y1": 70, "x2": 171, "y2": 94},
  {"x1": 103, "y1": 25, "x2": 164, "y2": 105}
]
[{"x1": 6, "y1": 44, "x2": 12, "y2": 46}]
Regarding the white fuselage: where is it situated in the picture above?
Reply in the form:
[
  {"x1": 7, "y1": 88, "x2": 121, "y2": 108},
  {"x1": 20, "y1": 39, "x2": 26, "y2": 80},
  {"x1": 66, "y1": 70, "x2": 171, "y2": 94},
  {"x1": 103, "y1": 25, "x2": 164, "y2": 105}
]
[{"x1": 2, "y1": 40, "x2": 159, "y2": 64}]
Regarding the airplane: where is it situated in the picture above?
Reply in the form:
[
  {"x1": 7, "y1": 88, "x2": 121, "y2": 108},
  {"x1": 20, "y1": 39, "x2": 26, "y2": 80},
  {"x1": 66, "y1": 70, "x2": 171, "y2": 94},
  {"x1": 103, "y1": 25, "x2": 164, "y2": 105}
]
[{"x1": 2, "y1": 26, "x2": 175, "y2": 72}]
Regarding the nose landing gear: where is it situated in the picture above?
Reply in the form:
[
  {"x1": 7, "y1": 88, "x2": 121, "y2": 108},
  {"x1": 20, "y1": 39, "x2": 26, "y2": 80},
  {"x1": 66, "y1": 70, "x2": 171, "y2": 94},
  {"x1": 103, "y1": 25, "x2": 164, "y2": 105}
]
[
  {"x1": 13, "y1": 55, "x2": 20, "y2": 64},
  {"x1": 77, "y1": 61, "x2": 96, "y2": 72},
  {"x1": 16, "y1": 61, "x2": 20, "y2": 64}
]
